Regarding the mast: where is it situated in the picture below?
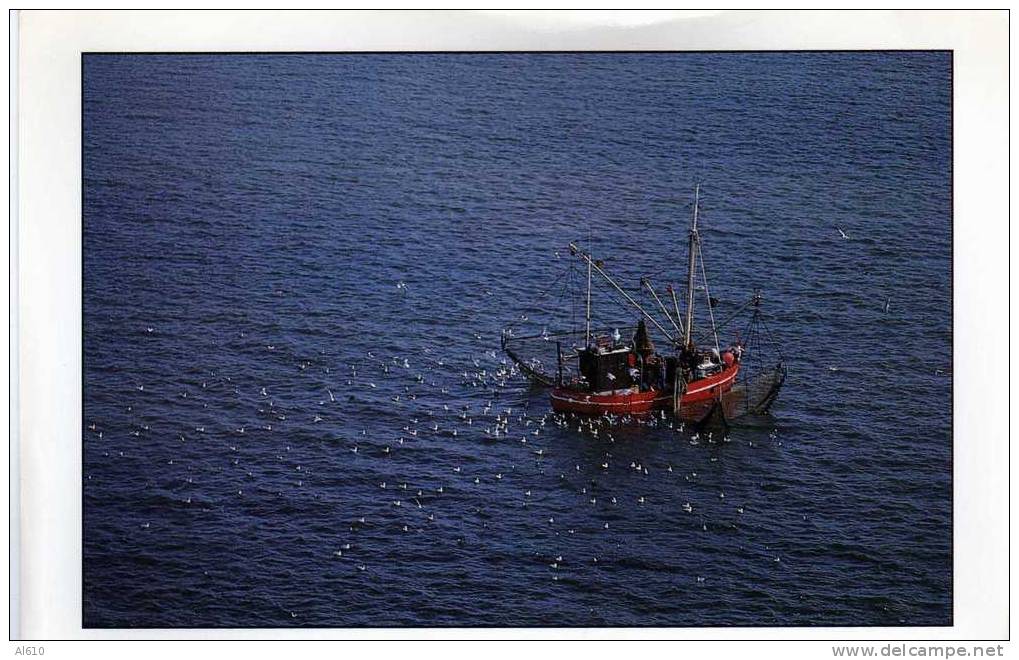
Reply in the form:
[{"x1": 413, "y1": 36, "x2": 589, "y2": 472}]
[
  {"x1": 684, "y1": 184, "x2": 700, "y2": 346},
  {"x1": 568, "y1": 243, "x2": 676, "y2": 343}
]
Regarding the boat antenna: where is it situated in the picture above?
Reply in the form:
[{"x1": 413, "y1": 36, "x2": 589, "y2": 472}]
[
  {"x1": 585, "y1": 230, "x2": 593, "y2": 347},
  {"x1": 684, "y1": 184, "x2": 700, "y2": 347},
  {"x1": 568, "y1": 243, "x2": 676, "y2": 343}
]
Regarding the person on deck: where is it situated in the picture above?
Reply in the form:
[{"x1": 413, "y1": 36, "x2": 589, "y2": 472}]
[
  {"x1": 633, "y1": 319, "x2": 655, "y2": 359},
  {"x1": 681, "y1": 341, "x2": 698, "y2": 379}
]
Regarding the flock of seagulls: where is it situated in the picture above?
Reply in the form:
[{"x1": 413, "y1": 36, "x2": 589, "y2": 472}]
[{"x1": 83, "y1": 280, "x2": 789, "y2": 622}]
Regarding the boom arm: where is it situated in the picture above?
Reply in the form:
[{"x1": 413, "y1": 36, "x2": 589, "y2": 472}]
[{"x1": 568, "y1": 243, "x2": 676, "y2": 344}]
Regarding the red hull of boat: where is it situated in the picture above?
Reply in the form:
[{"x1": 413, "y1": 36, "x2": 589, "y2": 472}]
[{"x1": 550, "y1": 363, "x2": 740, "y2": 415}]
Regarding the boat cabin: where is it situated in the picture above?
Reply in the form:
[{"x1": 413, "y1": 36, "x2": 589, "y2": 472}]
[{"x1": 577, "y1": 345, "x2": 635, "y2": 392}]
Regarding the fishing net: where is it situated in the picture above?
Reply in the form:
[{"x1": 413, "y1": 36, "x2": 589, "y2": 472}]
[{"x1": 690, "y1": 296, "x2": 787, "y2": 424}]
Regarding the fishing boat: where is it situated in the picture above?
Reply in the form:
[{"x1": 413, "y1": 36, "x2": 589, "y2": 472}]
[{"x1": 502, "y1": 185, "x2": 785, "y2": 425}]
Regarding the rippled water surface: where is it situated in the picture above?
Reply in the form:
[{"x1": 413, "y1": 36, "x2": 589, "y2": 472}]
[{"x1": 83, "y1": 53, "x2": 952, "y2": 627}]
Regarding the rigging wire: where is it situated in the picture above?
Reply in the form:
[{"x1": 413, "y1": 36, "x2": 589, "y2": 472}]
[
  {"x1": 508, "y1": 253, "x2": 580, "y2": 328},
  {"x1": 698, "y1": 295, "x2": 754, "y2": 344},
  {"x1": 695, "y1": 240, "x2": 721, "y2": 356}
]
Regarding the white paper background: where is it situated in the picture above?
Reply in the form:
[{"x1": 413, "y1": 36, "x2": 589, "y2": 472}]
[{"x1": 10, "y1": 9, "x2": 1010, "y2": 643}]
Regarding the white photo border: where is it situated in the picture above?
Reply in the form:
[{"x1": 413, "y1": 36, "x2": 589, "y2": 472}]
[{"x1": 12, "y1": 8, "x2": 1010, "y2": 641}]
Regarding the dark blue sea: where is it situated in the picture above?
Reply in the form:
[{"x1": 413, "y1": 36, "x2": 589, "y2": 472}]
[{"x1": 83, "y1": 52, "x2": 952, "y2": 628}]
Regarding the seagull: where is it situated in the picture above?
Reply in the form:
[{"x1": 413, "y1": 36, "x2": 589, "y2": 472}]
[
  {"x1": 884, "y1": 297, "x2": 891, "y2": 313},
  {"x1": 836, "y1": 227, "x2": 850, "y2": 239}
]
